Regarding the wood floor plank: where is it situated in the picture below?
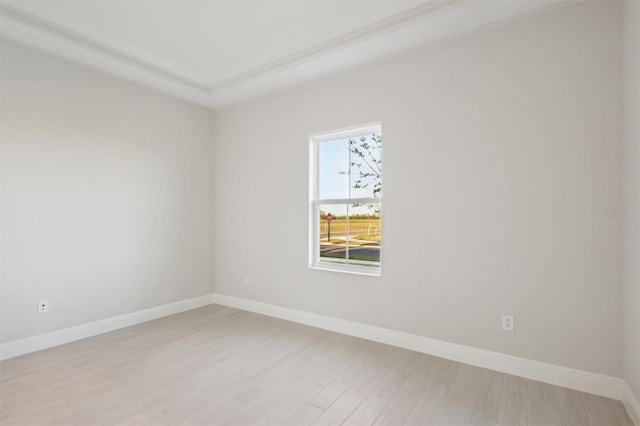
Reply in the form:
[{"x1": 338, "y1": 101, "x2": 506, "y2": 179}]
[
  {"x1": 1, "y1": 405, "x2": 77, "y2": 426},
  {"x1": 180, "y1": 394, "x2": 247, "y2": 425},
  {"x1": 368, "y1": 354, "x2": 435, "y2": 426},
  {"x1": 225, "y1": 330, "x2": 340, "y2": 425},
  {"x1": 253, "y1": 379, "x2": 323, "y2": 425},
  {"x1": 343, "y1": 350, "x2": 424, "y2": 425},
  {"x1": 452, "y1": 364, "x2": 486, "y2": 397},
  {"x1": 403, "y1": 357, "x2": 463, "y2": 425},
  {"x1": 529, "y1": 380, "x2": 559, "y2": 402},
  {"x1": 308, "y1": 342, "x2": 392, "y2": 411},
  {"x1": 582, "y1": 392, "x2": 626, "y2": 426},
  {"x1": 468, "y1": 416, "x2": 498, "y2": 426},
  {"x1": 434, "y1": 391, "x2": 476, "y2": 425},
  {"x1": 471, "y1": 369, "x2": 506, "y2": 424},
  {"x1": 306, "y1": 335, "x2": 372, "y2": 388},
  {"x1": 528, "y1": 397, "x2": 562, "y2": 426},
  {"x1": 497, "y1": 374, "x2": 529, "y2": 426},
  {"x1": 612, "y1": 400, "x2": 635, "y2": 426},
  {"x1": 285, "y1": 402, "x2": 325, "y2": 425},
  {"x1": 309, "y1": 344, "x2": 391, "y2": 410},
  {"x1": 311, "y1": 346, "x2": 405, "y2": 425},
  {"x1": 556, "y1": 388, "x2": 591, "y2": 426}
]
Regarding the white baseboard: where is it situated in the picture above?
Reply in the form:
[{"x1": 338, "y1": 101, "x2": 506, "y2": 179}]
[
  {"x1": 212, "y1": 293, "x2": 625, "y2": 401},
  {"x1": 624, "y1": 383, "x2": 640, "y2": 426},
  {"x1": 1, "y1": 290, "x2": 634, "y2": 423},
  {"x1": 0, "y1": 293, "x2": 215, "y2": 361}
]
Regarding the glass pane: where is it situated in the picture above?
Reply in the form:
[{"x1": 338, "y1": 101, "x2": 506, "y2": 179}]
[
  {"x1": 348, "y1": 133, "x2": 382, "y2": 199},
  {"x1": 347, "y1": 203, "x2": 381, "y2": 265},
  {"x1": 319, "y1": 138, "x2": 350, "y2": 199},
  {"x1": 319, "y1": 204, "x2": 348, "y2": 263}
]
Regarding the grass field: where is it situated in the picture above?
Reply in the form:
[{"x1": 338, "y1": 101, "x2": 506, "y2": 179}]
[
  {"x1": 320, "y1": 218, "x2": 381, "y2": 243},
  {"x1": 319, "y1": 217, "x2": 381, "y2": 263}
]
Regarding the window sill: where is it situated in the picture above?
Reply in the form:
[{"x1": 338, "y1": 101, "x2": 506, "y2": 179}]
[{"x1": 309, "y1": 262, "x2": 381, "y2": 277}]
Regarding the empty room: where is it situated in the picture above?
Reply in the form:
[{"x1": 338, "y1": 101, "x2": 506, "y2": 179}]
[{"x1": 1, "y1": 0, "x2": 639, "y2": 425}]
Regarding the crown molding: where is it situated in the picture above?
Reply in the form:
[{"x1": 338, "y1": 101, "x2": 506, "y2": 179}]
[
  {"x1": 205, "y1": 0, "x2": 462, "y2": 93},
  {"x1": 0, "y1": 2, "x2": 209, "y2": 92},
  {"x1": 0, "y1": 0, "x2": 576, "y2": 109}
]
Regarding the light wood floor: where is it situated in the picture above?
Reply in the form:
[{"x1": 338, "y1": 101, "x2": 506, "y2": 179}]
[{"x1": 0, "y1": 304, "x2": 634, "y2": 426}]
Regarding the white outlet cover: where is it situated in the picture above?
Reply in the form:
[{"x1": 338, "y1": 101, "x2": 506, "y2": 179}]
[
  {"x1": 38, "y1": 300, "x2": 49, "y2": 314},
  {"x1": 502, "y1": 314, "x2": 514, "y2": 332}
]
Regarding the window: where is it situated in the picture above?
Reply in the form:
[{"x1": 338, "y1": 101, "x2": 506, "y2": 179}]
[{"x1": 309, "y1": 123, "x2": 382, "y2": 276}]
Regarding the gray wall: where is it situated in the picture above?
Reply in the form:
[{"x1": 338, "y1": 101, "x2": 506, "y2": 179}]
[
  {"x1": 213, "y1": 2, "x2": 624, "y2": 377},
  {"x1": 0, "y1": 40, "x2": 216, "y2": 343},
  {"x1": 624, "y1": 0, "x2": 640, "y2": 402}
]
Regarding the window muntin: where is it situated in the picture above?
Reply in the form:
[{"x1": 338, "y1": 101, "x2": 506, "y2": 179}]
[{"x1": 309, "y1": 124, "x2": 382, "y2": 275}]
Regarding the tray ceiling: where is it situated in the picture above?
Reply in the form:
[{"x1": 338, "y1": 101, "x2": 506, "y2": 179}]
[{"x1": 0, "y1": 0, "x2": 574, "y2": 109}]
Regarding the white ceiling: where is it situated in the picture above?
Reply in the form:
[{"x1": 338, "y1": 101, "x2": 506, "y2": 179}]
[{"x1": 0, "y1": 0, "x2": 575, "y2": 110}]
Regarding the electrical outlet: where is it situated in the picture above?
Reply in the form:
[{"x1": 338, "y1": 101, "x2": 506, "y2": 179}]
[
  {"x1": 242, "y1": 276, "x2": 250, "y2": 286},
  {"x1": 502, "y1": 314, "x2": 514, "y2": 332},
  {"x1": 38, "y1": 300, "x2": 49, "y2": 314}
]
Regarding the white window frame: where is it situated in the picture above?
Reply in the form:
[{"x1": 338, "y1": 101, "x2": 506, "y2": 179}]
[{"x1": 309, "y1": 123, "x2": 382, "y2": 276}]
